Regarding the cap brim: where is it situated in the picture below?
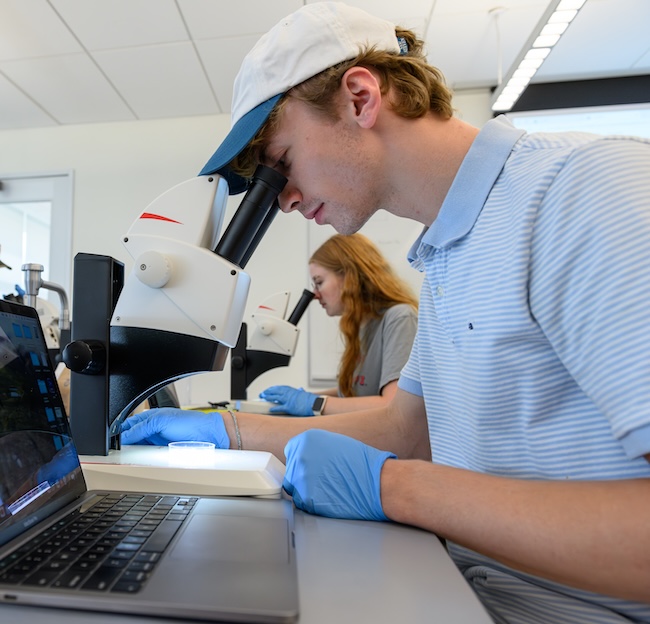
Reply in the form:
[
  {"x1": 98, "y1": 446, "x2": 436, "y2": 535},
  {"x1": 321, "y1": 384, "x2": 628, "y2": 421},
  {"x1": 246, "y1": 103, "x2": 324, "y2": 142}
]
[
  {"x1": 198, "y1": 94, "x2": 282, "y2": 195},
  {"x1": 0, "y1": 259, "x2": 11, "y2": 270}
]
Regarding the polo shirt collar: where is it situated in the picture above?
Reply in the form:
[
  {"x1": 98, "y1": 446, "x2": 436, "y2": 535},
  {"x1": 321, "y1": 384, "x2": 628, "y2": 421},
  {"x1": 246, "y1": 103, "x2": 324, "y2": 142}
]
[{"x1": 408, "y1": 115, "x2": 525, "y2": 265}]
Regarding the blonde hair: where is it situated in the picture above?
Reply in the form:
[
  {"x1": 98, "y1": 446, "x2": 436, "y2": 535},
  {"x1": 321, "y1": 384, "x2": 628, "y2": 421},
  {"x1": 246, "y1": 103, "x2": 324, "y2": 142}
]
[
  {"x1": 231, "y1": 27, "x2": 453, "y2": 179},
  {"x1": 310, "y1": 234, "x2": 418, "y2": 397}
]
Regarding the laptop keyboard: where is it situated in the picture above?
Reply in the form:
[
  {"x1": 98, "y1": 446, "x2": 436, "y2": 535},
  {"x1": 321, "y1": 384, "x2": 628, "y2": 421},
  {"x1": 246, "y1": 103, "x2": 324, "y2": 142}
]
[{"x1": 0, "y1": 493, "x2": 197, "y2": 593}]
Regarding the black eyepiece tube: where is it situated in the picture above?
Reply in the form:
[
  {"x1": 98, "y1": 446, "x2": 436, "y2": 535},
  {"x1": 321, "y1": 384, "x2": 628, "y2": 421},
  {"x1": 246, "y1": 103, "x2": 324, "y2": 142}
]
[
  {"x1": 238, "y1": 200, "x2": 280, "y2": 268},
  {"x1": 214, "y1": 165, "x2": 287, "y2": 268},
  {"x1": 287, "y1": 289, "x2": 315, "y2": 326}
]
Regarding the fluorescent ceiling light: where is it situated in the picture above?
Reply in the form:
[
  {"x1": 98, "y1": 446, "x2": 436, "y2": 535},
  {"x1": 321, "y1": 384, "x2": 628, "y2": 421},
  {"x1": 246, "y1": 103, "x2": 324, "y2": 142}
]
[{"x1": 491, "y1": 0, "x2": 587, "y2": 113}]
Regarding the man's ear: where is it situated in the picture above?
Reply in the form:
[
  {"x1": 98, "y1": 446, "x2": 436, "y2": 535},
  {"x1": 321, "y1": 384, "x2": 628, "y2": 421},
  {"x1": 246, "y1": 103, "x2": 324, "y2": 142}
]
[{"x1": 340, "y1": 67, "x2": 382, "y2": 129}]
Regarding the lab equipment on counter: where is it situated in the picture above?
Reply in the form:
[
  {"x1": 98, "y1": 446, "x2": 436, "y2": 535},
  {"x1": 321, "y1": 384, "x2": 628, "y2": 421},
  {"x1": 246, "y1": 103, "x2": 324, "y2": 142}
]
[
  {"x1": 230, "y1": 288, "x2": 314, "y2": 400},
  {"x1": 21, "y1": 263, "x2": 71, "y2": 364},
  {"x1": 63, "y1": 165, "x2": 287, "y2": 456}
]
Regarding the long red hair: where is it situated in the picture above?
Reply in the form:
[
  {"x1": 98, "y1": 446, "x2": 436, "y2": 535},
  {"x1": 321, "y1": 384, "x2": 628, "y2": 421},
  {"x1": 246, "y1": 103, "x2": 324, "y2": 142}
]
[{"x1": 310, "y1": 234, "x2": 418, "y2": 396}]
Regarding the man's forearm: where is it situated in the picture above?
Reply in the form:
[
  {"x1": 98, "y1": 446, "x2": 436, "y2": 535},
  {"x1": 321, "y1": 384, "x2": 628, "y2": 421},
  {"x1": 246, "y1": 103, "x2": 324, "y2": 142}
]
[
  {"x1": 380, "y1": 459, "x2": 650, "y2": 603},
  {"x1": 222, "y1": 411, "x2": 310, "y2": 459},
  {"x1": 227, "y1": 402, "x2": 428, "y2": 462}
]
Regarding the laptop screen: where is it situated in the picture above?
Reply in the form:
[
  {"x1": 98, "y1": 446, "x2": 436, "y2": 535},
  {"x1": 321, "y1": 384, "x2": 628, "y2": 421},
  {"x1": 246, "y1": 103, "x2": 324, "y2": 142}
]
[{"x1": 0, "y1": 299, "x2": 85, "y2": 547}]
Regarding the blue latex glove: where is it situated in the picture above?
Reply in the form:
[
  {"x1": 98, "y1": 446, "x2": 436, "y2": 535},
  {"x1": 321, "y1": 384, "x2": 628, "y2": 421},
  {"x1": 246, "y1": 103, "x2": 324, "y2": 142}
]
[
  {"x1": 283, "y1": 430, "x2": 396, "y2": 521},
  {"x1": 119, "y1": 407, "x2": 229, "y2": 448},
  {"x1": 259, "y1": 385, "x2": 318, "y2": 416}
]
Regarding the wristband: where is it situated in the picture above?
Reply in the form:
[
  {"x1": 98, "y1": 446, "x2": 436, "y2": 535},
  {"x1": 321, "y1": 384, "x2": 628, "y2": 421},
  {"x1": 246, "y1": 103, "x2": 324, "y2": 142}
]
[
  {"x1": 228, "y1": 410, "x2": 242, "y2": 450},
  {"x1": 311, "y1": 396, "x2": 327, "y2": 416}
]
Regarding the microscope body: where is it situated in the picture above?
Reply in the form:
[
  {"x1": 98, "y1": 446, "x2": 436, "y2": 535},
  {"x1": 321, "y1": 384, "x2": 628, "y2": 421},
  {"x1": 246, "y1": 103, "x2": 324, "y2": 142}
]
[
  {"x1": 64, "y1": 167, "x2": 286, "y2": 455},
  {"x1": 230, "y1": 289, "x2": 314, "y2": 400}
]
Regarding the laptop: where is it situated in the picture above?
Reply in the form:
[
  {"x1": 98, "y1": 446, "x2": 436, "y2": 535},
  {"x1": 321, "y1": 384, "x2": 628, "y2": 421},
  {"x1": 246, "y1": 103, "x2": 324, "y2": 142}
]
[{"x1": 0, "y1": 298, "x2": 299, "y2": 623}]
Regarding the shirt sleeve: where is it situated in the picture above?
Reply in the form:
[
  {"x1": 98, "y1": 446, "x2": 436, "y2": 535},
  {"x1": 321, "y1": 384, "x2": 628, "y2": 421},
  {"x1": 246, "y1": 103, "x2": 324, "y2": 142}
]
[
  {"x1": 398, "y1": 306, "x2": 425, "y2": 397},
  {"x1": 377, "y1": 304, "x2": 418, "y2": 391},
  {"x1": 529, "y1": 137, "x2": 650, "y2": 457}
]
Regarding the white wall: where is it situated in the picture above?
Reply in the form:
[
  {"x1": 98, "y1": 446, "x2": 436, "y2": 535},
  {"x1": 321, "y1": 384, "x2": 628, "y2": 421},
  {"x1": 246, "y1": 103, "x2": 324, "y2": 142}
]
[
  {"x1": 0, "y1": 113, "x2": 312, "y2": 405},
  {"x1": 453, "y1": 89, "x2": 494, "y2": 126},
  {"x1": 0, "y1": 89, "x2": 492, "y2": 406}
]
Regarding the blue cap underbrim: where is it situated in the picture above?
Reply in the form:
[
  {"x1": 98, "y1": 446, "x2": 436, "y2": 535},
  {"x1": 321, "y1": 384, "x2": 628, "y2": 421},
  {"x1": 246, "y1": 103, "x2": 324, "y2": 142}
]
[{"x1": 198, "y1": 94, "x2": 283, "y2": 195}]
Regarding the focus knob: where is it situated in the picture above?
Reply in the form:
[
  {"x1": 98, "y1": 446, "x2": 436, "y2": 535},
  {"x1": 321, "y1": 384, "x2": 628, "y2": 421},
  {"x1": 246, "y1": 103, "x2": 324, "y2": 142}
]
[
  {"x1": 62, "y1": 340, "x2": 106, "y2": 374},
  {"x1": 231, "y1": 355, "x2": 245, "y2": 370},
  {"x1": 135, "y1": 251, "x2": 171, "y2": 288}
]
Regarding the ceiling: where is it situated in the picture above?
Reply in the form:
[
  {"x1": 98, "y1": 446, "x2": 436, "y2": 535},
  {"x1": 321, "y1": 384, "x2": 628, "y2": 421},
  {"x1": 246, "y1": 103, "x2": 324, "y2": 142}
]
[{"x1": 0, "y1": 0, "x2": 649, "y2": 131}]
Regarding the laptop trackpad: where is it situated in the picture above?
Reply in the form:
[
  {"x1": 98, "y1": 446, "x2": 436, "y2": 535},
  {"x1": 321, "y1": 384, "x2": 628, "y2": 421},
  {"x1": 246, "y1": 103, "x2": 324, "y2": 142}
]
[{"x1": 170, "y1": 515, "x2": 290, "y2": 564}]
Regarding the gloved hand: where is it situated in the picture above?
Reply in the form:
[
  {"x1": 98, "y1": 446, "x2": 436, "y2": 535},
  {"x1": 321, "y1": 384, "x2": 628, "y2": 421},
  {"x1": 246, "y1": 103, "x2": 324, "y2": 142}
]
[
  {"x1": 283, "y1": 430, "x2": 396, "y2": 521},
  {"x1": 119, "y1": 407, "x2": 230, "y2": 448},
  {"x1": 259, "y1": 385, "x2": 318, "y2": 416}
]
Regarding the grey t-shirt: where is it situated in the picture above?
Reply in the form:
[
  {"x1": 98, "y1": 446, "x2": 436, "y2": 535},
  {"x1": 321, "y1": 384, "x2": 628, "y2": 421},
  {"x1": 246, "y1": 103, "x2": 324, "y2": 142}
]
[{"x1": 351, "y1": 303, "x2": 418, "y2": 397}]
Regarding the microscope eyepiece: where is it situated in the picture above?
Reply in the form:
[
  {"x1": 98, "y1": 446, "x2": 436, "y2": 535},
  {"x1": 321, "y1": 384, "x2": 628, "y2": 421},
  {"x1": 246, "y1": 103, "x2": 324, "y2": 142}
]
[{"x1": 214, "y1": 165, "x2": 288, "y2": 268}]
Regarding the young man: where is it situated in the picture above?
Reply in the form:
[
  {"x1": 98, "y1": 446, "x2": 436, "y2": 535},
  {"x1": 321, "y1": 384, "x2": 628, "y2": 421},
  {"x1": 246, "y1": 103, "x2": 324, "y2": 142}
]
[{"x1": 120, "y1": 3, "x2": 650, "y2": 622}]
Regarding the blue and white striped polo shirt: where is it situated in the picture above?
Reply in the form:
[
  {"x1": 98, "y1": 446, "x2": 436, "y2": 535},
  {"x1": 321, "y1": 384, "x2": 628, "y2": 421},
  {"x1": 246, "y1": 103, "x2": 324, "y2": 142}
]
[{"x1": 398, "y1": 115, "x2": 650, "y2": 623}]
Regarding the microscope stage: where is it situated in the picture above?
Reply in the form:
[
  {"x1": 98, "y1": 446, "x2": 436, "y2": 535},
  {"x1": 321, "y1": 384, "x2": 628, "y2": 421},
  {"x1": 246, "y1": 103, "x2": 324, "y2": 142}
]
[{"x1": 80, "y1": 446, "x2": 285, "y2": 498}]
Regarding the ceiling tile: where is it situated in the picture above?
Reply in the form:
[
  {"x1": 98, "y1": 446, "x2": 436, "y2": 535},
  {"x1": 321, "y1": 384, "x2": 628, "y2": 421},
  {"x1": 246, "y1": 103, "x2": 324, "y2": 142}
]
[
  {"x1": 0, "y1": 0, "x2": 647, "y2": 131},
  {"x1": 196, "y1": 35, "x2": 261, "y2": 113},
  {"x1": 0, "y1": 54, "x2": 136, "y2": 124},
  {"x1": 633, "y1": 47, "x2": 650, "y2": 71},
  {"x1": 93, "y1": 42, "x2": 218, "y2": 119},
  {"x1": 0, "y1": 74, "x2": 57, "y2": 129},
  {"x1": 179, "y1": 0, "x2": 303, "y2": 39},
  {"x1": 323, "y1": 0, "x2": 435, "y2": 32},
  {"x1": 0, "y1": 0, "x2": 82, "y2": 61},
  {"x1": 537, "y1": 0, "x2": 650, "y2": 81},
  {"x1": 51, "y1": 0, "x2": 189, "y2": 50},
  {"x1": 428, "y1": 5, "x2": 547, "y2": 90},
  {"x1": 432, "y1": 0, "x2": 546, "y2": 14}
]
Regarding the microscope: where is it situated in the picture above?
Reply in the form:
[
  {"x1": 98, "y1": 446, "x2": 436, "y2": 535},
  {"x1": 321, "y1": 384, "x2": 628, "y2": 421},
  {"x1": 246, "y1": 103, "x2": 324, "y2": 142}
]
[
  {"x1": 20, "y1": 263, "x2": 71, "y2": 366},
  {"x1": 229, "y1": 287, "x2": 314, "y2": 404},
  {"x1": 62, "y1": 165, "x2": 287, "y2": 457}
]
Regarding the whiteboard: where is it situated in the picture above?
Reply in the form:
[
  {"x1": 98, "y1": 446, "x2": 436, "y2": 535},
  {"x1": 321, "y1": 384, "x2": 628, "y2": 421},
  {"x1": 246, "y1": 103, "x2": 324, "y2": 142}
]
[{"x1": 306, "y1": 210, "x2": 424, "y2": 387}]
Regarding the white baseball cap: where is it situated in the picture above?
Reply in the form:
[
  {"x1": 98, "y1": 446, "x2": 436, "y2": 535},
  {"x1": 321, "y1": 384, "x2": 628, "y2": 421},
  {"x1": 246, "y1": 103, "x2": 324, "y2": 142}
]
[{"x1": 199, "y1": 2, "x2": 401, "y2": 194}]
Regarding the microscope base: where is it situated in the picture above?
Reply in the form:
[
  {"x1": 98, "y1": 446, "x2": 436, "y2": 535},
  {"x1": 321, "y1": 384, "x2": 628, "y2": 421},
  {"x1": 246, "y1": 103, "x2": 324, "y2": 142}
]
[{"x1": 80, "y1": 446, "x2": 284, "y2": 499}]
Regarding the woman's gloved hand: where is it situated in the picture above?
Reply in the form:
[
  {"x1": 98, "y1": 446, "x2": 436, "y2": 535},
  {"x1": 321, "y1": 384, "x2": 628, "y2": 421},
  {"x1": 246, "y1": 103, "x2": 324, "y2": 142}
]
[
  {"x1": 283, "y1": 430, "x2": 396, "y2": 521},
  {"x1": 119, "y1": 408, "x2": 230, "y2": 448},
  {"x1": 259, "y1": 385, "x2": 318, "y2": 416}
]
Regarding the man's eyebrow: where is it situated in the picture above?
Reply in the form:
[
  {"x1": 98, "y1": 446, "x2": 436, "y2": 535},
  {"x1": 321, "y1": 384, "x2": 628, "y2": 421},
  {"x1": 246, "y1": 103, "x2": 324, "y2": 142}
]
[
  {"x1": 259, "y1": 147, "x2": 273, "y2": 166},
  {"x1": 260, "y1": 143, "x2": 282, "y2": 168}
]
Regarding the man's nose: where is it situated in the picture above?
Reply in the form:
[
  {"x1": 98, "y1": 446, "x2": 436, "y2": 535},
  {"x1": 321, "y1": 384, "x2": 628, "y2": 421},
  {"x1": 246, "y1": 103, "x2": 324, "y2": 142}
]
[{"x1": 278, "y1": 185, "x2": 302, "y2": 214}]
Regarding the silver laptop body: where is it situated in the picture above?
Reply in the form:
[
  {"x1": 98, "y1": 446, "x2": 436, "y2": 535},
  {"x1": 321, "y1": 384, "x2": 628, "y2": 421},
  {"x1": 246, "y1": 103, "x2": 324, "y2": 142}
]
[{"x1": 0, "y1": 299, "x2": 298, "y2": 623}]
